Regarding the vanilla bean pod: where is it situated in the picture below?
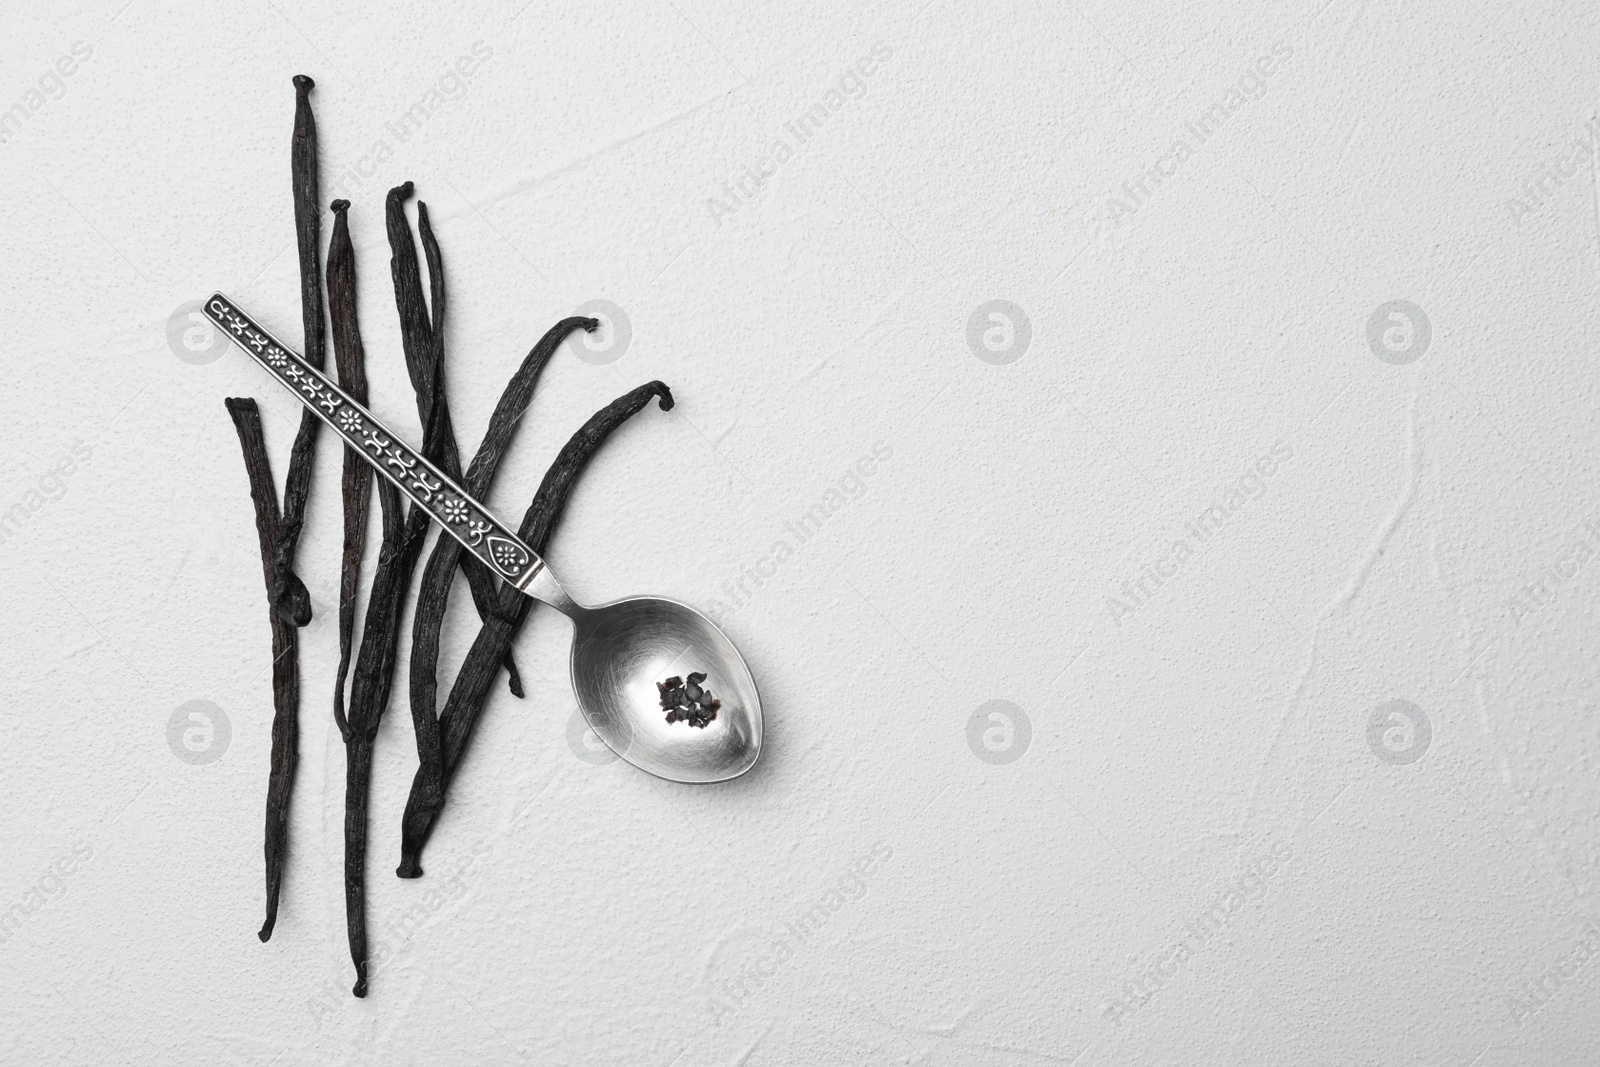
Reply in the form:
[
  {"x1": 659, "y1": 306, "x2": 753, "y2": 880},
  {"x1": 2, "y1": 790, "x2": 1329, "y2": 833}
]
[
  {"x1": 219, "y1": 77, "x2": 321, "y2": 943},
  {"x1": 340, "y1": 471, "x2": 421, "y2": 997},
  {"x1": 223, "y1": 398, "x2": 300, "y2": 943},
  {"x1": 397, "y1": 314, "x2": 598, "y2": 879},
  {"x1": 386, "y1": 183, "x2": 524, "y2": 692},
  {"x1": 339, "y1": 346, "x2": 447, "y2": 996},
  {"x1": 327, "y1": 199, "x2": 371, "y2": 740},
  {"x1": 269, "y1": 74, "x2": 326, "y2": 626},
  {"x1": 338, "y1": 186, "x2": 478, "y2": 997},
  {"x1": 415, "y1": 201, "x2": 522, "y2": 694},
  {"x1": 343, "y1": 411, "x2": 448, "y2": 996},
  {"x1": 397, "y1": 381, "x2": 675, "y2": 875},
  {"x1": 385, "y1": 183, "x2": 437, "y2": 425}
]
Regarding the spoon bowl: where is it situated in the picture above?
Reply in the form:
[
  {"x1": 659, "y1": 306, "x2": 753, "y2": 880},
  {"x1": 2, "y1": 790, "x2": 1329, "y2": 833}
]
[{"x1": 568, "y1": 596, "x2": 761, "y2": 783}]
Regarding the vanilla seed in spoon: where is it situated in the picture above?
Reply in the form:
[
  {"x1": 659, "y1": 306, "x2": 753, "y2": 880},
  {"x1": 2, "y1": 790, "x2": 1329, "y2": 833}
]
[{"x1": 659, "y1": 671, "x2": 719, "y2": 728}]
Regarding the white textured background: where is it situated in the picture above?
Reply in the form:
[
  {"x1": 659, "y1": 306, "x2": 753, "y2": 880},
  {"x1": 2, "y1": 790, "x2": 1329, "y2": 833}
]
[{"x1": 4, "y1": 1, "x2": 1600, "y2": 1064}]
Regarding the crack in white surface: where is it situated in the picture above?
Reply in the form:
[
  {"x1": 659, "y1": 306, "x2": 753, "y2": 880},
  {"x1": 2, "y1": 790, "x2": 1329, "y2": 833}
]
[
  {"x1": 721, "y1": 1021, "x2": 773, "y2": 1066},
  {"x1": 1330, "y1": 393, "x2": 1422, "y2": 614},
  {"x1": 1239, "y1": 391, "x2": 1421, "y2": 834},
  {"x1": 458, "y1": 89, "x2": 740, "y2": 216}
]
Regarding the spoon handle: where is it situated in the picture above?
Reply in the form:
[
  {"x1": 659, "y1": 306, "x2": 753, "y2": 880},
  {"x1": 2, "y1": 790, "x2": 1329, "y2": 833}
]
[{"x1": 204, "y1": 292, "x2": 558, "y2": 601}]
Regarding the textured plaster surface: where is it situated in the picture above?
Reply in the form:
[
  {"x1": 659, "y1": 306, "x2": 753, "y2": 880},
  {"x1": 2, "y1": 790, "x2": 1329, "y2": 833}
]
[{"x1": 3, "y1": 2, "x2": 1600, "y2": 1064}]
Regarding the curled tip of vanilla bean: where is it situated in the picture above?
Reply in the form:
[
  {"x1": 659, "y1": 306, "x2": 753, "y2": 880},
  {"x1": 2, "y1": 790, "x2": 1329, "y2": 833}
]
[
  {"x1": 293, "y1": 73, "x2": 314, "y2": 92},
  {"x1": 403, "y1": 314, "x2": 609, "y2": 859},
  {"x1": 331, "y1": 198, "x2": 350, "y2": 213},
  {"x1": 397, "y1": 379, "x2": 675, "y2": 877}
]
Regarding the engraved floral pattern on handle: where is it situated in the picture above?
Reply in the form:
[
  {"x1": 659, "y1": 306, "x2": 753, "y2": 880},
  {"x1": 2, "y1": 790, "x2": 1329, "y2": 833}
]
[
  {"x1": 203, "y1": 293, "x2": 543, "y2": 583},
  {"x1": 487, "y1": 536, "x2": 530, "y2": 576}
]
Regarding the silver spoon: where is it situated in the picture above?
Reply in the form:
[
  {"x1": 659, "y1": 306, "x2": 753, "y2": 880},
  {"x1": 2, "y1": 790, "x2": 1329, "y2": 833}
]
[{"x1": 203, "y1": 293, "x2": 761, "y2": 784}]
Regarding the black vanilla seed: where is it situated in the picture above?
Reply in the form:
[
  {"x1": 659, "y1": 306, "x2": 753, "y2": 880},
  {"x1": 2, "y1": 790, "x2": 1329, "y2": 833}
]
[{"x1": 659, "y1": 672, "x2": 718, "y2": 728}]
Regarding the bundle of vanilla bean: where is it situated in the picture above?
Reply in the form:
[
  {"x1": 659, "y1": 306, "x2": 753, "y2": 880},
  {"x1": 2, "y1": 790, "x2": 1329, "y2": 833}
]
[{"x1": 225, "y1": 75, "x2": 672, "y2": 997}]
